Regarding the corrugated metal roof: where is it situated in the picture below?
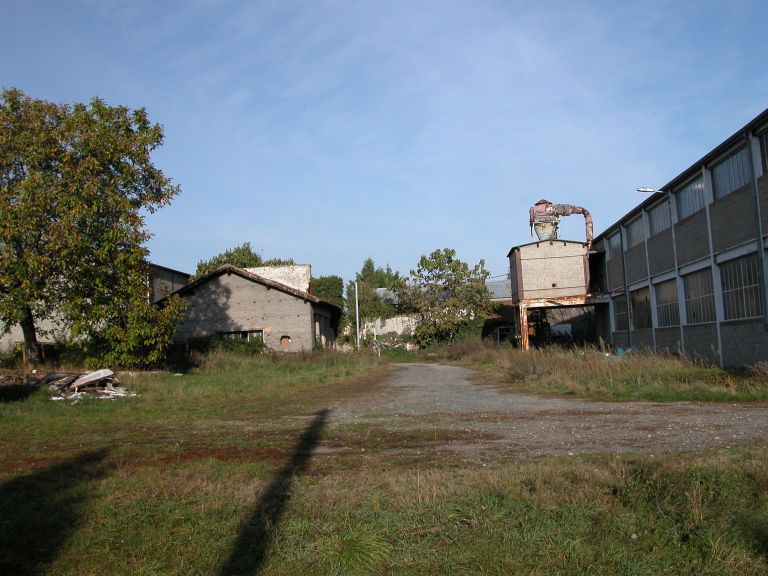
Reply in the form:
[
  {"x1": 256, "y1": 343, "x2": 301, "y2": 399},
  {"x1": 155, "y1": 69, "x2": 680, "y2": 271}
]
[{"x1": 486, "y1": 278, "x2": 512, "y2": 300}]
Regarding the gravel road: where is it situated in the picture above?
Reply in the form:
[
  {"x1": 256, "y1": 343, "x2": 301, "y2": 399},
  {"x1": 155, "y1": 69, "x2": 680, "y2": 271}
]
[{"x1": 331, "y1": 363, "x2": 768, "y2": 460}]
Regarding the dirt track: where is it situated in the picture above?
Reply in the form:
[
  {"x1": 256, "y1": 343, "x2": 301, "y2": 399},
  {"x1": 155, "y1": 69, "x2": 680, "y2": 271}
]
[{"x1": 331, "y1": 363, "x2": 768, "y2": 461}]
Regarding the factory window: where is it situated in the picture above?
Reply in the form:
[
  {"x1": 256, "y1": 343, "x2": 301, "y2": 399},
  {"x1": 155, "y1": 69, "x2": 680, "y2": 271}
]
[
  {"x1": 713, "y1": 146, "x2": 752, "y2": 200},
  {"x1": 218, "y1": 330, "x2": 263, "y2": 342},
  {"x1": 607, "y1": 232, "x2": 621, "y2": 260},
  {"x1": 683, "y1": 268, "x2": 715, "y2": 324},
  {"x1": 624, "y1": 216, "x2": 645, "y2": 249},
  {"x1": 647, "y1": 200, "x2": 671, "y2": 236},
  {"x1": 675, "y1": 176, "x2": 706, "y2": 220},
  {"x1": 760, "y1": 132, "x2": 768, "y2": 173},
  {"x1": 655, "y1": 279, "x2": 679, "y2": 327},
  {"x1": 630, "y1": 287, "x2": 652, "y2": 329},
  {"x1": 613, "y1": 297, "x2": 628, "y2": 331},
  {"x1": 720, "y1": 253, "x2": 763, "y2": 320}
]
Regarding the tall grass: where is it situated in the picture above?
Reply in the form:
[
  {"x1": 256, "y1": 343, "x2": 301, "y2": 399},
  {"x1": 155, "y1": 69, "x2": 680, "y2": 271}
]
[{"x1": 429, "y1": 340, "x2": 768, "y2": 402}]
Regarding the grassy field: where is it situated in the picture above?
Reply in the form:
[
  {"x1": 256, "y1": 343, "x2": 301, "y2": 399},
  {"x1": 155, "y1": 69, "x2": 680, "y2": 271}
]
[
  {"x1": 1, "y1": 350, "x2": 767, "y2": 575},
  {"x1": 400, "y1": 340, "x2": 768, "y2": 402}
]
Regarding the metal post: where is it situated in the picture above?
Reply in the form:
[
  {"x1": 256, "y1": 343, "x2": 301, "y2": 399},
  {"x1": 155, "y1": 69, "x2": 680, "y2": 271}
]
[{"x1": 354, "y1": 281, "x2": 361, "y2": 350}]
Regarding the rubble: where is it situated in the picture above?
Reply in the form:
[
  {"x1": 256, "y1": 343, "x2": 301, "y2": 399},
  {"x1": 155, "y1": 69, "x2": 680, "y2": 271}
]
[{"x1": 31, "y1": 369, "x2": 137, "y2": 400}]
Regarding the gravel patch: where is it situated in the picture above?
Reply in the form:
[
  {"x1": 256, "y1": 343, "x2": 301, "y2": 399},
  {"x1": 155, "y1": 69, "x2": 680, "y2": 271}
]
[{"x1": 330, "y1": 363, "x2": 768, "y2": 461}]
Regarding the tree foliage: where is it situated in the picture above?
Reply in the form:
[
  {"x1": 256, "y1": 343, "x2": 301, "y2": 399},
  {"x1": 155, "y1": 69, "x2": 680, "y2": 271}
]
[
  {"x1": 397, "y1": 248, "x2": 490, "y2": 347},
  {"x1": 0, "y1": 88, "x2": 182, "y2": 364},
  {"x1": 193, "y1": 242, "x2": 294, "y2": 279},
  {"x1": 310, "y1": 275, "x2": 344, "y2": 308},
  {"x1": 345, "y1": 258, "x2": 401, "y2": 329}
]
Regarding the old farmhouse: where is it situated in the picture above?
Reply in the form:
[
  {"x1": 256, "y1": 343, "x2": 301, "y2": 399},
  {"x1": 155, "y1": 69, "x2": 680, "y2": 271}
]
[{"x1": 171, "y1": 265, "x2": 340, "y2": 351}]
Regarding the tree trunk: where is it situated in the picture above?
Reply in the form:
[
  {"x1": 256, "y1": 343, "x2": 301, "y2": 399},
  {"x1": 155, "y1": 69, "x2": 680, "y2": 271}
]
[{"x1": 19, "y1": 306, "x2": 42, "y2": 364}]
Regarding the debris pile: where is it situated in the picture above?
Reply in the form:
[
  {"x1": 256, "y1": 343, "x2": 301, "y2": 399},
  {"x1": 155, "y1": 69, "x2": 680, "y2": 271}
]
[
  {"x1": 0, "y1": 370, "x2": 24, "y2": 386},
  {"x1": 30, "y1": 369, "x2": 137, "y2": 400}
]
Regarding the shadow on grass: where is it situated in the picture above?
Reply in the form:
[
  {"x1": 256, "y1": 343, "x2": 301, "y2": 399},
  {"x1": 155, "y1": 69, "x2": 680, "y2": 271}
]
[
  {"x1": 0, "y1": 449, "x2": 110, "y2": 575},
  {"x1": 0, "y1": 385, "x2": 35, "y2": 403},
  {"x1": 218, "y1": 409, "x2": 330, "y2": 576}
]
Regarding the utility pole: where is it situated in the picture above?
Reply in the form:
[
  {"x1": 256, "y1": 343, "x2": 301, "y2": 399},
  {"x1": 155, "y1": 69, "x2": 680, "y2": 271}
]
[{"x1": 354, "y1": 281, "x2": 361, "y2": 350}]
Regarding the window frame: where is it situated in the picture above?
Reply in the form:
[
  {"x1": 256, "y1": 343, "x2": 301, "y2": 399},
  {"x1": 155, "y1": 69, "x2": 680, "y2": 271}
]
[
  {"x1": 674, "y1": 176, "x2": 706, "y2": 221},
  {"x1": 613, "y1": 296, "x2": 628, "y2": 332},
  {"x1": 647, "y1": 200, "x2": 672, "y2": 237},
  {"x1": 683, "y1": 268, "x2": 716, "y2": 325},
  {"x1": 624, "y1": 216, "x2": 645, "y2": 249},
  {"x1": 630, "y1": 287, "x2": 652, "y2": 330},
  {"x1": 712, "y1": 145, "x2": 752, "y2": 201},
  {"x1": 655, "y1": 279, "x2": 680, "y2": 327},
  {"x1": 218, "y1": 330, "x2": 263, "y2": 342},
  {"x1": 720, "y1": 253, "x2": 763, "y2": 320}
]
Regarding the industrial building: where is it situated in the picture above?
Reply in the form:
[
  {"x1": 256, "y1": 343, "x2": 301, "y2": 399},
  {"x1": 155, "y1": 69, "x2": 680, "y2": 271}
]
[
  {"x1": 589, "y1": 108, "x2": 768, "y2": 367},
  {"x1": 503, "y1": 108, "x2": 768, "y2": 367}
]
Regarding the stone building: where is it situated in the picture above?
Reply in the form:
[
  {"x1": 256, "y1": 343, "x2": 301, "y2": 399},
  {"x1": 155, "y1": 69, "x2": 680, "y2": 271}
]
[{"x1": 172, "y1": 265, "x2": 340, "y2": 351}]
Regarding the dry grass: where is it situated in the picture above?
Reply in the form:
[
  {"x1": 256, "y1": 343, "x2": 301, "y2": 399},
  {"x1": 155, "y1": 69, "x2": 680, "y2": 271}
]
[{"x1": 430, "y1": 341, "x2": 768, "y2": 402}]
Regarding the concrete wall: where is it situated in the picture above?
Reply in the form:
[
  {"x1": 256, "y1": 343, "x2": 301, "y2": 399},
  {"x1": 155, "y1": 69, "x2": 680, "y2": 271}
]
[
  {"x1": 362, "y1": 314, "x2": 418, "y2": 337},
  {"x1": 175, "y1": 273, "x2": 315, "y2": 352},
  {"x1": 0, "y1": 315, "x2": 68, "y2": 355},
  {"x1": 244, "y1": 265, "x2": 311, "y2": 293},
  {"x1": 512, "y1": 241, "x2": 588, "y2": 300}
]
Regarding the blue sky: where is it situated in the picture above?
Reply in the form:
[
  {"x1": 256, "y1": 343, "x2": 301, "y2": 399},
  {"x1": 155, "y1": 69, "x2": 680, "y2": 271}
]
[{"x1": 2, "y1": 1, "x2": 766, "y2": 281}]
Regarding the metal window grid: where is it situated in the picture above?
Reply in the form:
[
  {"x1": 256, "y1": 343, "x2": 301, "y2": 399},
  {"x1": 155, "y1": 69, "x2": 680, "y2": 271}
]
[
  {"x1": 713, "y1": 146, "x2": 752, "y2": 200},
  {"x1": 630, "y1": 287, "x2": 652, "y2": 329},
  {"x1": 648, "y1": 201, "x2": 671, "y2": 236},
  {"x1": 625, "y1": 216, "x2": 645, "y2": 249},
  {"x1": 684, "y1": 268, "x2": 715, "y2": 324},
  {"x1": 655, "y1": 279, "x2": 680, "y2": 327},
  {"x1": 720, "y1": 253, "x2": 763, "y2": 320},
  {"x1": 613, "y1": 297, "x2": 628, "y2": 332},
  {"x1": 675, "y1": 176, "x2": 705, "y2": 220}
]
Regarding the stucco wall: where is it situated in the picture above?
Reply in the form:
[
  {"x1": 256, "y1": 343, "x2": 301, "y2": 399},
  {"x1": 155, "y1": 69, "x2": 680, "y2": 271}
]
[
  {"x1": 175, "y1": 273, "x2": 314, "y2": 352},
  {"x1": 244, "y1": 265, "x2": 311, "y2": 293}
]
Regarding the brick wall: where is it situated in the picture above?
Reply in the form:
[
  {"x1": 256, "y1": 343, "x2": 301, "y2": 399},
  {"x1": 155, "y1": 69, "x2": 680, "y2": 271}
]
[
  {"x1": 682, "y1": 324, "x2": 719, "y2": 364},
  {"x1": 625, "y1": 243, "x2": 648, "y2": 284},
  {"x1": 647, "y1": 229, "x2": 675, "y2": 276},
  {"x1": 710, "y1": 186, "x2": 756, "y2": 253},
  {"x1": 515, "y1": 242, "x2": 587, "y2": 300},
  {"x1": 675, "y1": 211, "x2": 710, "y2": 265},
  {"x1": 720, "y1": 320, "x2": 768, "y2": 366}
]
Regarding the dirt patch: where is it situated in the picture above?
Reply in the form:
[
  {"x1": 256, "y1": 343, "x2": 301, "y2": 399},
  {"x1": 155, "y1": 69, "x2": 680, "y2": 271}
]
[{"x1": 328, "y1": 363, "x2": 768, "y2": 462}]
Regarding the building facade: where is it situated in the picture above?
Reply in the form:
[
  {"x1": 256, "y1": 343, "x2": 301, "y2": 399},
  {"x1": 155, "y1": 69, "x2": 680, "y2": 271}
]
[
  {"x1": 590, "y1": 108, "x2": 768, "y2": 367},
  {"x1": 172, "y1": 265, "x2": 340, "y2": 351}
]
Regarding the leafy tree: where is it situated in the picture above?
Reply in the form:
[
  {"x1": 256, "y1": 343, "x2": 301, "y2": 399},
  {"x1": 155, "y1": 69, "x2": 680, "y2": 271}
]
[
  {"x1": 310, "y1": 275, "x2": 344, "y2": 308},
  {"x1": 397, "y1": 248, "x2": 490, "y2": 347},
  {"x1": 344, "y1": 258, "x2": 401, "y2": 330},
  {"x1": 0, "y1": 88, "x2": 183, "y2": 364},
  {"x1": 193, "y1": 242, "x2": 294, "y2": 279}
]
